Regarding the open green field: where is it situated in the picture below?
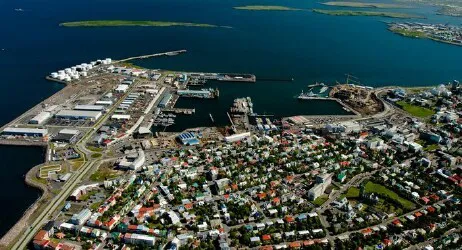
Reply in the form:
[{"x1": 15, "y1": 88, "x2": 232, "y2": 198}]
[
  {"x1": 389, "y1": 28, "x2": 427, "y2": 38},
  {"x1": 90, "y1": 165, "x2": 120, "y2": 181},
  {"x1": 234, "y1": 5, "x2": 303, "y2": 11},
  {"x1": 39, "y1": 165, "x2": 61, "y2": 178},
  {"x1": 312, "y1": 9, "x2": 424, "y2": 18},
  {"x1": 345, "y1": 187, "x2": 360, "y2": 198},
  {"x1": 396, "y1": 100, "x2": 435, "y2": 118},
  {"x1": 91, "y1": 153, "x2": 102, "y2": 158},
  {"x1": 312, "y1": 194, "x2": 329, "y2": 206},
  {"x1": 60, "y1": 20, "x2": 221, "y2": 28},
  {"x1": 322, "y1": 2, "x2": 410, "y2": 9},
  {"x1": 364, "y1": 181, "x2": 415, "y2": 209}
]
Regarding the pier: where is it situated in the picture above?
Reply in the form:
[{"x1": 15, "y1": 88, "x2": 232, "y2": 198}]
[
  {"x1": 115, "y1": 50, "x2": 187, "y2": 63},
  {"x1": 162, "y1": 108, "x2": 196, "y2": 115}
]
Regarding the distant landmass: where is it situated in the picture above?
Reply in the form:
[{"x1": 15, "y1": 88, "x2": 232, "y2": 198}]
[
  {"x1": 234, "y1": 5, "x2": 304, "y2": 11},
  {"x1": 322, "y1": 2, "x2": 410, "y2": 9},
  {"x1": 312, "y1": 9, "x2": 424, "y2": 18},
  {"x1": 60, "y1": 20, "x2": 223, "y2": 28}
]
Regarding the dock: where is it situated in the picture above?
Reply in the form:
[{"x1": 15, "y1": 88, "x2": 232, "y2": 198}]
[
  {"x1": 218, "y1": 73, "x2": 256, "y2": 83},
  {"x1": 115, "y1": 50, "x2": 187, "y2": 63},
  {"x1": 162, "y1": 108, "x2": 196, "y2": 115},
  {"x1": 45, "y1": 76, "x2": 68, "y2": 85}
]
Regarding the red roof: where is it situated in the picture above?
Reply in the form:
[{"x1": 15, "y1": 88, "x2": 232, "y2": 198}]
[
  {"x1": 303, "y1": 240, "x2": 315, "y2": 246},
  {"x1": 414, "y1": 211, "x2": 423, "y2": 217},
  {"x1": 392, "y1": 219, "x2": 402, "y2": 226},
  {"x1": 33, "y1": 230, "x2": 48, "y2": 241},
  {"x1": 361, "y1": 228, "x2": 373, "y2": 235},
  {"x1": 427, "y1": 206, "x2": 436, "y2": 213},
  {"x1": 260, "y1": 246, "x2": 274, "y2": 250},
  {"x1": 262, "y1": 234, "x2": 271, "y2": 241},
  {"x1": 289, "y1": 241, "x2": 302, "y2": 248},
  {"x1": 285, "y1": 216, "x2": 295, "y2": 223}
]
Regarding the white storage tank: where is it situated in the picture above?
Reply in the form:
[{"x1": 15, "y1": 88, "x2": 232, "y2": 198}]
[
  {"x1": 64, "y1": 68, "x2": 72, "y2": 73},
  {"x1": 105, "y1": 58, "x2": 112, "y2": 64},
  {"x1": 72, "y1": 74, "x2": 79, "y2": 80},
  {"x1": 58, "y1": 70, "x2": 65, "y2": 75},
  {"x1": 80, "y1": 71, "x2": 88, "y2": 77},
  {"x1": 58, "y1": 75, "x2": 65, "y2": 80},
  {"x1": 71, "y1": 66, "x2": 77, "y2": 71},
  {"x1": 90, "y1": 61, "x2": 97, "y2": 66},
  {"x1": 51, "y1": 72, "x2": 59, "y2": 78},
  {"x1": 64, "y1": 76, "x2": 71, "y2": 82}
]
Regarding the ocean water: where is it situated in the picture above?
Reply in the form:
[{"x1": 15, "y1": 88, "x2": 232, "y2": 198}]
[{"x1": 0, "y1": 0, "x2": 461, "y2": 237}]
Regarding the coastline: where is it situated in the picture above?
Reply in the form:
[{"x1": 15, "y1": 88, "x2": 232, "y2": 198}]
[{"x1": 0, "y1": 160, "x2": 48, "y2": 248}]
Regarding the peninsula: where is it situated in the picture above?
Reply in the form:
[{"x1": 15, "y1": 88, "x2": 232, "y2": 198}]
[
  {"x1": 60, "y1": 20, "x2": 221, "y2": 28},
  {"x1": 322, "y1": 1, "x2": 410, "y2": 9},
  {"x1": 233, "y1": 5, "x2": 304, "y2": 11},
  {"x1": 388, "y1": 22, "x2": 462, "y2": 46},
  {"x1": 313, "y1": 9, "x2": 424, "y2": 18}
]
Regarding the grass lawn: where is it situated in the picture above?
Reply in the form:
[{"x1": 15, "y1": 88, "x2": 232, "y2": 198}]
[
  {"x1": 90, "y1": 165, "x2": 120, "y2": 182},
  {"x1": 364, "y1": 181, "x2": 415, "y2": 210},
  {"x1": 424, "y1": 144, "x2": 439, "y2": 151},
  {"x1": 312, "y1": 9, "x2": 423, "y2": 18},
  {"x1": 91, "y1": 153, "x2": 102, "y2": 158},
  {"x1": 87, "y1": 146, "x2": 103, "y2": 152},
  {"x1": 312, "y1": 194, "x2": 329, "y2": 206},
  {"x1": 90, "y1": 201, "x2": 103, "y2": 210},
  {"x1": 396, "y1": 101, "x2": 435, "y2": 118},
  {"x1": 345, "y1": 187, "x2": 360, "y2": 198}
]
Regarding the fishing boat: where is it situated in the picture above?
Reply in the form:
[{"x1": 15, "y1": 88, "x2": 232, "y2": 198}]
[{"x1": 209, "y1": 113, "x2": 215, "y2": 123}]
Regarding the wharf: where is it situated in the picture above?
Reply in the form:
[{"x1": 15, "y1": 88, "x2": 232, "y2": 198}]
[
  {"x1": 116, "y1": 50, "x2": 187, "y2": 63},
  {"x1": 0, "y1": 139, "x2": 47, "y2": 147},
  {"x1": 218, "y1": 73, "x2": 256, "y2": 83},
  {"x1": 162, "y1": 108, "x2": 196, "y2": 115}
]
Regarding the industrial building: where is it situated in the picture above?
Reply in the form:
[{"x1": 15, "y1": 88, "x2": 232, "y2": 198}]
[
  {"x1": 95, "y1": 100, "x2": 113, "y2": 106},
  {"x1": 111, "y1": 114, "x2": 131, "y2": 120},
  {"x1": 116, "y1": 84, "x2": 129, "y2": 93},
  {"x1": 177, "y1": 132, "x2": 200, "y2": 146},
  {"x1": 2, "y1": 127, "x2": 48, "y2": 137},
  {"x1": 225, "y1": 132, "x2": 251, "y2": 143},
  {"x1": 74, "y1": 105, "x2": 105, "y2": 111},
  {"x1": 158, "y1": 93, "x2": 172, "y2": 108},
  {"x1": 29, "y1": 111, "x2": 52, "y2": 125},
  {"x1": 51, "y1": 129, "x2": 80, "y2": 143},
  {"x1": 55, "y1": 110, "x2": 102, "y2": 121}
]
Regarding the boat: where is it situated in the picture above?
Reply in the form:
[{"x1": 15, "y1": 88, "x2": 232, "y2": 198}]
[
  {"x1": 319, "y1": 86, "x2": 329, "y2": 93},
  {"x1": 298, "y1": 90, "x2": 317, "y2": 100},
  {"x1": 209, "y1": 113, "x2": 215, "y2": 123}
]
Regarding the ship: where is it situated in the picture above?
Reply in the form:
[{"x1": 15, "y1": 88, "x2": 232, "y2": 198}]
[
  {"x1": 165, "y1": 51, "x2": 179, "y2": 56},
  {"x1": 298, "y1": 90, "x2": 317, "y2": 100},
  {"x1": 209, "y1": 113, "x2": 215, "y2": 123},
  {"x1": 319, "y1": 86, "x2": 329, "y2": 94}
]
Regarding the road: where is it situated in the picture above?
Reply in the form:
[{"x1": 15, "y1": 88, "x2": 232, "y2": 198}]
[{"x1": 12, "y1": 77, "x2": 143, "y2": 249}]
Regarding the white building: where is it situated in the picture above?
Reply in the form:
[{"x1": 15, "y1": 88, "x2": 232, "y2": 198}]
[
  {"x1": 30, "y1": 111, "x2": 51, "y2": 124},
  {"x1": 119, "y1": 149, "x2": 145, "y2": 170}
]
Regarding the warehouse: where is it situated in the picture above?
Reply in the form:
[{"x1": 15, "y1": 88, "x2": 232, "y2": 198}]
[
  {"x1": 158, "y1": 93, "x2": 172, "y2": 108},
  {"x1": 115, "y1": 84, "x2": 129, "y2": 93},
  {"x1": 2, "y1": 127, "x2": 48, "y2": 137},
  {"x1": 111, "y1": 114, "x2": 131, "y2": 120},
  {"x1": 51, "y1": 129, "x2": 80, "y2": 143},
  {"x1": 29, "y1": 111, "x2": 51, "y2": 124},
  {"x1": 55, "y1": 110, "x2": 102, "y2": 121},
  {"x1": 74, "y1": 105, "x2": 105, "y2": 111},
  {"x1": 95, "y1": 100, "x2": 113, "y2": 106}
]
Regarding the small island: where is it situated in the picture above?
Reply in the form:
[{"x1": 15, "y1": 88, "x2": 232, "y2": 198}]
[
  {"x1": 60, "y1": 20, "x2": 221, "y2": 28},
  {"x1": 234, "y1": 5, "x2": 304, "y2": 11},
  {"x1": 322, "y1": 1, "x2": 410, "y2": 9},
  {"x1": 312, "y1": 9, "x2": 424, "y2": 18}
]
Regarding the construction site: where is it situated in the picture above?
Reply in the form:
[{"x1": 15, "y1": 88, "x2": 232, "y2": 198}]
[{"x1": 330, "y1": 75, "x2": 385, "y2": 116}]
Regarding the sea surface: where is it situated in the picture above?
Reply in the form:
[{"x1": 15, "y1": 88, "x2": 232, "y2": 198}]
[{"x1": 0, "y1": 0, "x2": 462, "y2": 238}]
